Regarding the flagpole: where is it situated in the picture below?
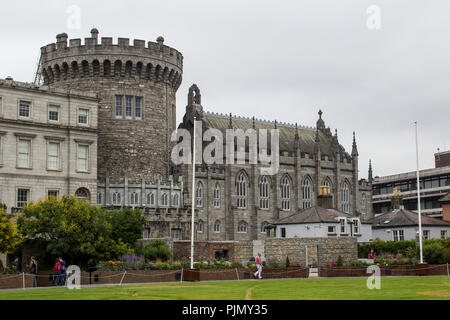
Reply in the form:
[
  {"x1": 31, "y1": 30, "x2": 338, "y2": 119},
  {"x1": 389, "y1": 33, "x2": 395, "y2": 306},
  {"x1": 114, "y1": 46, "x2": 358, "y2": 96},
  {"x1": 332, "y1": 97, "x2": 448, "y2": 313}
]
[
  {"x1": 190, "y1": 117, "x2": 196, "y2": 269},
  {"x1": 415, "y1": 121, "x2": 423, "y2": 264}
]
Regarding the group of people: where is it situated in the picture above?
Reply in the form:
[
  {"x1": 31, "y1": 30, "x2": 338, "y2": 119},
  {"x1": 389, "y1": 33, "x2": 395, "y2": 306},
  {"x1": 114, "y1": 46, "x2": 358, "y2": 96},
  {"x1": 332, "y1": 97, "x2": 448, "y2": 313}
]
[{"x1": 52, "y1": 257, "x2": 67, "y2": 286}]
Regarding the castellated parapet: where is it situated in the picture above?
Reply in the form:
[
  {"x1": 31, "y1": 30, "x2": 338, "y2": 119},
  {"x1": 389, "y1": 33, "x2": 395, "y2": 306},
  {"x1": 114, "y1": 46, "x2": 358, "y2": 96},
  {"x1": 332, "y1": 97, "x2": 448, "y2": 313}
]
[{"x1": 39, "y1": 29, "x2": 183, "y2": 183}]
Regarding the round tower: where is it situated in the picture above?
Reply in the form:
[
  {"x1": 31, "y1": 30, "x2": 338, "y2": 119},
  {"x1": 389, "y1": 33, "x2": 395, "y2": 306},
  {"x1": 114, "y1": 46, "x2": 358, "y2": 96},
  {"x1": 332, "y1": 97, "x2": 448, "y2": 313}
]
[{"x1": 39, "y1": 29, "x2": 183, "y2": 182}]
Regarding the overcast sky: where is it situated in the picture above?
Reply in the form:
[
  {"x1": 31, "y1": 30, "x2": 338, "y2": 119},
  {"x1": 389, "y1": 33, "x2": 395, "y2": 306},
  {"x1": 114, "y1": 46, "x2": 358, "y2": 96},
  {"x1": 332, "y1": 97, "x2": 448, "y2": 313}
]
[{"x1": 1, "y1": 0, "x2": 449, "y2": 178}]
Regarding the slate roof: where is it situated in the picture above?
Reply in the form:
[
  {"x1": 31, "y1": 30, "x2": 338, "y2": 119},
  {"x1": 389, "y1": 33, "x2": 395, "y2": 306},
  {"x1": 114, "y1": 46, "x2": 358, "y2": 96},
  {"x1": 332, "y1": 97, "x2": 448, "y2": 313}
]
[
  {"x1": 371, "y1": 209, "x2": 450, "y2": 229},
  {"x1": 199, "y1": 111, "x2": 351, "y2": 160},
  {"x1": 272, "y1": 206, "x2": 371, "y2": 225}
]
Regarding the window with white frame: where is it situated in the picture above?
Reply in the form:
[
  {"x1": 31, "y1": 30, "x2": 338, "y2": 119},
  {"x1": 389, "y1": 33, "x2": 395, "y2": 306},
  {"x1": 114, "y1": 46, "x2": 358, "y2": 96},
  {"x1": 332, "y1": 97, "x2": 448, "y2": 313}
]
[
  {"x1": 161, "y1": 193, "x2": 168, "y2": 206},
  {"x1": 77, "y1": 144, "x2": 89, "y2": 172},
  {"x1": 328, "y1": 225, "x2": 336, "y2": 234},
  {"x1": 17, "y1": 188, "x2": 30, "y2": 208},
  {"x1": 214, "y1": 220, "x2": 221, "y2": 233},
  {"x1": 341, "y1": 181, "x2": 350, "y2": 213},
  {"x1": 125, "y1": 96, "x2": 133, "y2": 118},
  {"x1": 147, "y1": 192, "x2": 155, "y2": 206},
  {"x1": 339, "y1": 218, "x2": 347, "y2": 234},
  {"x1": 361, "y1": 193, "x2": 367, "y2": 214},
  {"x1": 17, "y1": 139, "x2": 31, "y2": 168},
  {"x1": 173, "y1": 194, "x2": 179, "y2": 207},
  {"x1": 259, "y1": 176, "x2": 270, "y2": 209},
  {"x1": 198, "y1": 220, "x2": 204, "y2": 233},
  {"x1": 130, "y1": 192, "x2": 139, "y2": 206},
  {"x1": 281, "y1": 175, "x2": 291, "y2": 210},
  {"x1": 281, "y1": 227, "x2": 286, "y2": 238},
  {"x1": 236, "y1": 172, "x2": 247, "y2": 209},
  {"x1": 48, "y1": 190, "x2": 59, "y2": 198},
  {"x1": 196, "y1": 181, "x2": 203, "y2": 207},
  {"x1": 115, "y1": 95, "x2": 123, "y2": 117},
  {"x1": 393, "y1": 230, "x2": 405, "y2": 241},
  {"x1": 78, "y1": 108, "x2": 89, "y2": 124},
  {"x1": 423, "y1": 230, "x2": 430, "y2": 240},
  {"x1": 48, "y1": 105, "x2": 60, "y2": 121},
  {"x1": 171, "y1": 229, "x2": 181, "y2": 240},
  {"x1": 213, "y1": 182, "x2": 220, "y2": 208},
  {"x1": 75, "y1": 188, "x2": 90, "y2": 200},
  {"x1": 441, "y1": 230, "x2": 447, "y2": 239},
  {"x1": 47, "y1": 142, "x2": 60, "y2": 170},
  {"x1": 19, "y1": 100, "x2": 31, "y2": 118},
  {"x1": 135, "y1": 97, "x2": 142, "y2": 119},
  {"x1": 238, "y1": 221, "x2": 248, "y2": 233},
  {"x1": 302, "y1": 177, "x2": 312, "y2": 209},
  {"x1": 143, "y1": 227, "x2": 151, "y2": 239},
  {"x1": 97, "y1": 192, "x2": 103, "y2": 205},
  {"x1": 112, "y1": 192, "x2": 121, "y2": 205},
  {"x1": 353, "y1": 218, "x2": 360, "y2": 234}
]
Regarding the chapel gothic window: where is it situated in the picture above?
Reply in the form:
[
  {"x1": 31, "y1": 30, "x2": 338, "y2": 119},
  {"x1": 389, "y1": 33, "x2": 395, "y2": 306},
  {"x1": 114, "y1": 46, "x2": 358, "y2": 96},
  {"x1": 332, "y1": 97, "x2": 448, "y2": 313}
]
[
  {"x1": 259, "y1": 176, "x2": 270, "y2": 209},
  {"x1": 237, "y1": 221, "x2": 248, "y2": 233},
  {"x1": 236, "y1": 172, "x2": 248, "y2": 209},
  {"x1": 361, "y1": 193, "x2": 367, "y2": 214},
  {"x1": 341, "y1": 181, "x2": 350, "y2": 213},
  {"x1": 213, "y1": 183, "x2": 220, "y2": 208},
  {"x1": 196, "y1": 181, "x2": 203, "y2": 207},
  {"x1": 302, "y1": 177, "x2": 312, "y2": 209},
  {"x1": 281, "y1": 176, "x2": 291, "y2": 211}
]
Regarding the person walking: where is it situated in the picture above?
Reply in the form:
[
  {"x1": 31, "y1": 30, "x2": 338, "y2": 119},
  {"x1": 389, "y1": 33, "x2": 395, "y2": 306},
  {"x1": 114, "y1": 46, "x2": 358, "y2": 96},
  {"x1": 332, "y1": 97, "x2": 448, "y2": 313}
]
[
  {"x1": 59, "y1": 258, "x2": 67, "y2": 286},
  {"x1": 53, "y1": 258, "x2": 62, "y2": 286},
  {"x1": 86, "y1": 259, "x2": 97, "y2": 285},
  {"x1": 28, "y1": 256, "x2": 38, "y2": 288},
  {"x1": 253, "y1": 253, "x2": 263, "y2": 280}
]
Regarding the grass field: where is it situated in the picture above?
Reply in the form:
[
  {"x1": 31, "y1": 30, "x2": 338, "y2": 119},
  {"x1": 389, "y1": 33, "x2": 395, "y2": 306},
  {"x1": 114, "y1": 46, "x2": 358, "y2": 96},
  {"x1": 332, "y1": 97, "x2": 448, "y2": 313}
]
[{"x1": 0, "y1": 276, "x2": 449, "y2": 300}]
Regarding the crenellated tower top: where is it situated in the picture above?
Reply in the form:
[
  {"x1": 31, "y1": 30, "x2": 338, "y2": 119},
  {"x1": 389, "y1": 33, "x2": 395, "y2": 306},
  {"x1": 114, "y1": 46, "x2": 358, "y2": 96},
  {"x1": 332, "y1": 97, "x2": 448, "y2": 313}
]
[{"x1": 39, "y1": 28, "x2": 183, "y2": 89}]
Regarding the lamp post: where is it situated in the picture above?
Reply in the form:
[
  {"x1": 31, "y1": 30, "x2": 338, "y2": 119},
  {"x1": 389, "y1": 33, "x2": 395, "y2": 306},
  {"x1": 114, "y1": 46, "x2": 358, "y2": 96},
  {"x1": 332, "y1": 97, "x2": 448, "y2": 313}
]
[
  {"x1": 190, "y1": 117, "x2": 197, "y2": 269},
  {"x1": 414, "y1": 121, "x2": 424, "y2": 264}
]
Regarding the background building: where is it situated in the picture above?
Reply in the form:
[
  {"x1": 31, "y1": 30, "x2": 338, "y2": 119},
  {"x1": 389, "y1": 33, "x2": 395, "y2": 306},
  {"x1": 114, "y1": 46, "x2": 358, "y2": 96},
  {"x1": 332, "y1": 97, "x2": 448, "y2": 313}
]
[
  {"x1": 372, "y1": 153, "x2": 450, "y2": 219},
  {"x1": 0, "y1": 78, "x2": 99, "y2": 210}
]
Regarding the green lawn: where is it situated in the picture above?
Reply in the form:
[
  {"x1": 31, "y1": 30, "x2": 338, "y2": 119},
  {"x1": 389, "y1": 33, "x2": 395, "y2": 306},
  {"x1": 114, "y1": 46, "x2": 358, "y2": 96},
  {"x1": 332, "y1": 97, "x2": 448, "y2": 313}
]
[{"x1": 0, "y1": 276, "x2": 448, "y2": 300}]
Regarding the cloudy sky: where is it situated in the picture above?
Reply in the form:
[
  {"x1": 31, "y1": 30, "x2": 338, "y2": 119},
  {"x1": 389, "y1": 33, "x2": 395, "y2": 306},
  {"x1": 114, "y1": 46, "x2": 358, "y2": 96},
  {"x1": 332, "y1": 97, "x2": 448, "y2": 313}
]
[{"x1": 1, "y1": 0, "x2": 449, "y2": 178}]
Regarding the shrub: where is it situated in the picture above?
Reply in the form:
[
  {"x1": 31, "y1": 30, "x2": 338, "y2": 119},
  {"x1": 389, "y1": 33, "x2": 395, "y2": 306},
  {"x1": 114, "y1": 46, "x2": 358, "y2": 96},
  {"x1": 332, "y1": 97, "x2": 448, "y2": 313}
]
[
  {"x1": 143, "y1": 239, "x2": 171, "y2": 262},
  {"x1": 337, "y1": 256, "x2": 343, "y2": 267},
  {"x1": 285, "y1": 256, "x2": 290, "y2": 268},
  {"x1": 423, "y1": 243, "x2": 444, "y2": 264}
]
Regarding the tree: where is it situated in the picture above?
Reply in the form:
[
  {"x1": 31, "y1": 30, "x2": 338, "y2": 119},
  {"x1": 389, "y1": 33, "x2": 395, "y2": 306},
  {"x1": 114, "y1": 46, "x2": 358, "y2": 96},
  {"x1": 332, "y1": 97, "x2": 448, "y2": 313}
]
[
  {"x1": 0, "y1": 208, "x2": 23, "y2": 255},
  {"x1": 17, "y1": 196, "x2": 132, "y2": 264},
  {"x1": 143, "y1": 239, "x2": 171, "y2": 262},
  {"x1": 109, "y1": 207, "x2": 146, "y2": 248}
]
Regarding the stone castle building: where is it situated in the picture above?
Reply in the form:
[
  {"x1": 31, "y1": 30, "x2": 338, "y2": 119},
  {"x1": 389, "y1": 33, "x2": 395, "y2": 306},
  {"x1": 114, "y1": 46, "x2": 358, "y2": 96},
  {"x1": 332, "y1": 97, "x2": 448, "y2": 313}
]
[{"x1": 0, "y1": 29, "x2": 373, "y2": 243}]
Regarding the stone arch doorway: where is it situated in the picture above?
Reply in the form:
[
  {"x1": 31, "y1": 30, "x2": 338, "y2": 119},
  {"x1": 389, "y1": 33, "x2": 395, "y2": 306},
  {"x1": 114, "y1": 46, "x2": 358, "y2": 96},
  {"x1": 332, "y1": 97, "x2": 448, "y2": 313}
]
[{"x1": 75, "y1": 188, "x2": 90, "y2": 201}]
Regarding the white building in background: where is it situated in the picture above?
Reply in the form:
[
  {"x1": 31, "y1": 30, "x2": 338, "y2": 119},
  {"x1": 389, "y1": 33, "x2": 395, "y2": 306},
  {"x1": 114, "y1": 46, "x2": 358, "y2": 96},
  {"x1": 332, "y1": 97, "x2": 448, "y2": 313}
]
[
  {"x1": 371, "y1": 208, "x2": 450, "y2": 241},
  {"x1": 271, "y1": 206, "x2": 372, "y2": 243},
  {"x1": 0, "y1": 78, "x2": 99, "y2": 212}
]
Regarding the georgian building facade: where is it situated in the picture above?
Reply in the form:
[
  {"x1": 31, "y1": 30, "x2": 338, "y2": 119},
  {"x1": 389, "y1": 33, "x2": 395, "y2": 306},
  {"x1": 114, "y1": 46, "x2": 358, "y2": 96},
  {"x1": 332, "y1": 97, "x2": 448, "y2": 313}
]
[{"x1": 0, "y1": 79, "x2": 99, "y2": 211}]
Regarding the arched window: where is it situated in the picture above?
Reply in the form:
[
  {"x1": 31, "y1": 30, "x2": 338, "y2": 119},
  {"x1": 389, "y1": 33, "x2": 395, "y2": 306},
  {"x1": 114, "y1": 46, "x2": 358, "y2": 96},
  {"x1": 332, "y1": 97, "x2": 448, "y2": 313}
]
[
  {"x1": 261, "y1": 221, "x2": 269, "y2": 233},
  {"x1": 143, "y1": 227, "x2": 151, "y2": 239},
  {"x1": 196, "y1": 181, "x2": 203, "y2": 207},
  {"x1": 259, "y1": 176, "x2": 270, "y2": 209},
  {"x1": 173, "y1": 194, "x2": 179, "y2": 207},
  {"x1": 75, "y1": 188, "x2": 90, "y2": 201},
  {"x1": 237, "y1": 221, "x2": 248, "y2": 233},
  {"x1": 302, "y1": 177, "x2": 312, "y2": 209},
  {"x1": 130, "y1": 192, "x2": 139, "y2": 206},
  {"x1": 236, "y1": 172, "x2": 248, "y2": 209},
  {"x1": 112, "y1": 192, "x2": 121, "y2": 205},
  {"x1": 213, "y1": 183, "x2": 220, "y2": 208},
  {"x1": 161, "y1": 193, "x2": 168, "y2": 206},
  {"x1": 147, "y1": 192, "x2": 155, "y2": 206},
  {"x1": 214, "y1": 220, "x2": 221, "y2": 233},
  {"x1": 198, "y1": 219, "x2": 204, "y2": 233},
  {"x1": 341, "y1": 181, "x2": 350, "y2": 213},
  {"x1": 324, "y1": 177, "x2": 333, "y2": 193},
  {"x1": 361, "y1": 193, "x2": 367, "y2": 214},
  {"x1": 97, "y1": 192, "x2": 103, "y2": 205},
  {"x1": 281, "y1": 175, "x2": 291, "y2": 211}
]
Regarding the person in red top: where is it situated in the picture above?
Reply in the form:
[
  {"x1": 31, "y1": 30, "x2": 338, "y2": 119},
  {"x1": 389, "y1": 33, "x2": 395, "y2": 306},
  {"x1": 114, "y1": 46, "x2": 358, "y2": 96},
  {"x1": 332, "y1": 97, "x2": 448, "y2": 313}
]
[
  {"x1": 369, "y1": 249, "x2": 376, "y2": 259},
  {"x1": 253, "y1": 253, "x2": 263, "y2": 279},
  {"x1": 53, "y1": 259, "x2": 62, "y2": 286}
]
